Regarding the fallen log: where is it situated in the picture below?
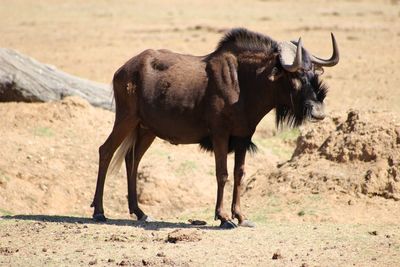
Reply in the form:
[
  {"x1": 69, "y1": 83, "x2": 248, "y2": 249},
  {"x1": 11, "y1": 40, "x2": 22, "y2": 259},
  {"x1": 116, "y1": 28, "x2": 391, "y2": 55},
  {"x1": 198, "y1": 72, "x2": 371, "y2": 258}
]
[{"x1": 0, "y1": 48, "x2": 114, "y2": 110}]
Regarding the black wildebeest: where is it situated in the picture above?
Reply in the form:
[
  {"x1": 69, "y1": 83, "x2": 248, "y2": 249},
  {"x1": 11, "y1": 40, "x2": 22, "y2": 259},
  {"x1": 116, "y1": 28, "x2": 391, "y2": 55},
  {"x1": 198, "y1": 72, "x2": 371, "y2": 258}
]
[{"x1": 91, "y1": 28, "x2": 339, "y2": 228}]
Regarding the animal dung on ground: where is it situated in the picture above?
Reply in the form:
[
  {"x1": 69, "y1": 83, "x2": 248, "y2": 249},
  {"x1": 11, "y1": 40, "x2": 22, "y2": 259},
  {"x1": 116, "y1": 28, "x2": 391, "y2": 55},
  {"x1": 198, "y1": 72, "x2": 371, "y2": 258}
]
[{"x1": 166, "y1": 229, "x2": 202, "y2": 243}]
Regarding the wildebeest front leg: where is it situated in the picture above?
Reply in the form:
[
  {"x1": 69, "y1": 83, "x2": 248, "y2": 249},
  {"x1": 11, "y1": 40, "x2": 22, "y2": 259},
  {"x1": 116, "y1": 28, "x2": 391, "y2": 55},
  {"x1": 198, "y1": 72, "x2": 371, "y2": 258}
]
[
  {"x1": 232, "y1": 148, "x2": 255, "y2": 227},
  {"x1": 125, "y1": 128, "x2": 155, "y2": 221},
  {"x1": 213, "y1": 135, "x2": 237, "y2": 229}
]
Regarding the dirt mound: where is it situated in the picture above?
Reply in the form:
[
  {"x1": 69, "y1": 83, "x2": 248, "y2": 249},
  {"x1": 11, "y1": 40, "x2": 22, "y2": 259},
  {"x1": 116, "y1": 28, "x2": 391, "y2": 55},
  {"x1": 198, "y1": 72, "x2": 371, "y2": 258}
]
[
  {"x1": 0, "y1": 96, "x2": 114, "y2": 216},
  {"x1": 268, "y1": 110, "x2": 400, "y2": 200},
  {"x1": 294, "y1": 110, "x2": 400, "y2": 163}
]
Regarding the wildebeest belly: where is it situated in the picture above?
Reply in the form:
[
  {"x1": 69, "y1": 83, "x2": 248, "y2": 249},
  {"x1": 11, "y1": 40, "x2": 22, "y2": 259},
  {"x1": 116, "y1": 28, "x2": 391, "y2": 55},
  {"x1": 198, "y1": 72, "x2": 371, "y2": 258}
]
[
  {"x1": 141, "y1": 114, "x2": 209, "y2": 144},
  {"x1": 138, "y1": 51, "x2": 210, "y2": 144}
]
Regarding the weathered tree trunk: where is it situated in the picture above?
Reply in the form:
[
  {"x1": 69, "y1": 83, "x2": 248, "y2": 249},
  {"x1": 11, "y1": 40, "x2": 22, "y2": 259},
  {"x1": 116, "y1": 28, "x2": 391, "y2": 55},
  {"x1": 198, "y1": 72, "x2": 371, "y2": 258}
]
[{"x1": 0, "y1": 48, "x2": 114, "y2": 110}]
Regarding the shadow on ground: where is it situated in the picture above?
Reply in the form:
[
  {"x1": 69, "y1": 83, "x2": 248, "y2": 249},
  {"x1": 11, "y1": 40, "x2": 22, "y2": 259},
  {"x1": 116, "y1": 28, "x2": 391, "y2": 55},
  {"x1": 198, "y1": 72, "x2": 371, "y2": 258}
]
[{"x1": 1, "y1": 214, "x2": 217, "y2": 230}]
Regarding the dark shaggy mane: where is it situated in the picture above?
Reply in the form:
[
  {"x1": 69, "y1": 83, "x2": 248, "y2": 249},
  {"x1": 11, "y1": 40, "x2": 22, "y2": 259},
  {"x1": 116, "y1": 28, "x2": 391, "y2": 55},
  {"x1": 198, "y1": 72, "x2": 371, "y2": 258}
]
[
  {"x1": 199, "y1": 136, "x2": 258, "y2": 154},
  {"x1": 311, "y1": 75, "x2": 328, "y2": 102},
  {"x1": 214, "y1": 28, "x2": 277, "y2": 54},
  {"x1": 275, "y1": 105, "x2": 304, "y2": 128}
]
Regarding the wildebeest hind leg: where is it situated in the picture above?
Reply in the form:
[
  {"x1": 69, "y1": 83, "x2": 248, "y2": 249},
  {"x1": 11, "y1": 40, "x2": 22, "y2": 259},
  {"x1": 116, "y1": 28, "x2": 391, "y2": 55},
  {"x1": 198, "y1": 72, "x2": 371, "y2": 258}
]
[
  {"x1": 91, "y1": 116, "x2": 138, "y2": 222},
  {"x1": 125, "y1": 127, "x2": 156, "y2": 221}
]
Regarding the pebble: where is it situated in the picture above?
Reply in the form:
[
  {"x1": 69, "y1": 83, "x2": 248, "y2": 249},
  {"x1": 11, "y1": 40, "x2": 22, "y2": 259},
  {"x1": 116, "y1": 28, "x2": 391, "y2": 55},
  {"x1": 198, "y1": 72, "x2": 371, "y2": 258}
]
[
  {"x1": 156, "y1": 251, "x2": 166, "y2": 257},
  {"x1": 272, "y1": 250, "x2": 283, "y2": 260},
  {"x1": 369, "y1": 231, "x2": 378, "y2": 236}
]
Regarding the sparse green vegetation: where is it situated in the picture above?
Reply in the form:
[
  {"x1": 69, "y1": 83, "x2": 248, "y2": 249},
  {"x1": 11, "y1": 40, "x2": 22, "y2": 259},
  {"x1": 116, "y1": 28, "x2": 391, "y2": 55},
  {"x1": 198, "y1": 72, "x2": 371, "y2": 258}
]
[
  {"x1": 0, "y1": 170, "x2": 11, "y2": 186},
  {"x1": 277, "y1": 128, "x2": 300, "y2": 141},
  {"x1": 251, "y1": 211, "x2": 268, "y2": 223},
  {"x1": 33, "y1": 126, "x2": 54, "y2": 137},
  {"x1": 0, "y1": 208, "x2": 12, "y2": 216},
  {"x1": 254, "y1": 128, "x2": 300, "y2": 160},
  {"x1": 207, "y1": 168, "x2": 215, "y2": 176},
  {"x1": 176, "y1": 160, "x2": 197, "y2": 176}
]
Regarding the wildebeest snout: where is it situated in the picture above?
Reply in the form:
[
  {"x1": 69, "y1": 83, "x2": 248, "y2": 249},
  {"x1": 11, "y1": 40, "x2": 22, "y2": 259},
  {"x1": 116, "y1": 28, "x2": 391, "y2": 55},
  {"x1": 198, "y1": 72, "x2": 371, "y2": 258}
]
[{"x1": 310, "y1": 102, "x2": 325, "y2": 120}]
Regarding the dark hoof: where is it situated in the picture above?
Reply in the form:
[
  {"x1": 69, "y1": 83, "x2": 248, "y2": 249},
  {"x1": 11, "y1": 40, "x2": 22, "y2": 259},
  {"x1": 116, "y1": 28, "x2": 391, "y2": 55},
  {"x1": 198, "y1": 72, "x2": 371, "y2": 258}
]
[
  {"x1": 92, "y1": 213, "x2": 107, "y2": 222},
  {"x1": 239, "y1": 220, "x2": 256, "y2": 228},
  {"x1": 220, "y1": 220, "x2": 237, "y2": 229}
]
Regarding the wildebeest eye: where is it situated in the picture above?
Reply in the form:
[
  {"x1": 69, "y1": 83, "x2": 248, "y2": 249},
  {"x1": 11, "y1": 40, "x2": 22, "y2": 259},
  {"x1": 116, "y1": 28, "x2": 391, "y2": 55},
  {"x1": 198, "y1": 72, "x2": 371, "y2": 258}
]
[{"x1": 267, "y1": 67, "x2": 283, "y2": 81}]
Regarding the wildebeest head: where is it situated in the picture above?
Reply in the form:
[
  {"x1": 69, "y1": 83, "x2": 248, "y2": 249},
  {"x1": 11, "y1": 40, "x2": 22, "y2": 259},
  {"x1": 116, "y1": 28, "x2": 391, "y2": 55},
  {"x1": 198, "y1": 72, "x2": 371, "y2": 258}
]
[{"x1": 272, "y1": 34, "x2": 339, "y2": 127}]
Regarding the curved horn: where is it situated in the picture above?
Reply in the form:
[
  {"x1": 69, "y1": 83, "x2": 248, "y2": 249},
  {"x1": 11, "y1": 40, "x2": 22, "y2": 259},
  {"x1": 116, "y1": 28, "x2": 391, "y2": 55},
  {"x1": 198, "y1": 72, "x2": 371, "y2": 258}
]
[
  {"x1": 282, "y1": 38, "x2": 303, "y2": 72},
  {"x1": 310, "y1": 33, "x2": 339, "y2": 67}
]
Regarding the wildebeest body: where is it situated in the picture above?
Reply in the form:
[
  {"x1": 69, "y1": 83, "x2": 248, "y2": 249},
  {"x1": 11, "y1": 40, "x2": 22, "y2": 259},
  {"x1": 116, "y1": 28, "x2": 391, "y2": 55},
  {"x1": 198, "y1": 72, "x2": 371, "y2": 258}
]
[
  {"x1": 91, "y1": 28, "x2": 339, "y2": 228},
  {"x1": 128, "y1": 49, "x2": 277, "y2": 146}
]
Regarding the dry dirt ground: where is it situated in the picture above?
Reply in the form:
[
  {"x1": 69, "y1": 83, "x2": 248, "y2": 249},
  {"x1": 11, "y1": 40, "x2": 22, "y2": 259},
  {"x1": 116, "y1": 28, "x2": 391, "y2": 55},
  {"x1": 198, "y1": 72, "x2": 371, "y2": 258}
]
[{"x1": 1, "y1": 0, "x2": 400, "y2": 266}]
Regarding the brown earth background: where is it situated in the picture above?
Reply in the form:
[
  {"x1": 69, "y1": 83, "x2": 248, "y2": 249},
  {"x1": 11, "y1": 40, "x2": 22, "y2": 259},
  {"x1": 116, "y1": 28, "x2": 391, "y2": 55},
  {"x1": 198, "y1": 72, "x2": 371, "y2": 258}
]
[{"x1": 1, "y1": 0, "x2": 400, "y2": 266}]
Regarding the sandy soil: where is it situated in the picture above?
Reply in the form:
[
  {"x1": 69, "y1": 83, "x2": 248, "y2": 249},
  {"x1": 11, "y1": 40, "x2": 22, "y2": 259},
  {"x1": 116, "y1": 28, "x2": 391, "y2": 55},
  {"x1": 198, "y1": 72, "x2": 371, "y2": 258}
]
[{"x1": 1, "y1": 0, "x2": 400, "y2": 266}]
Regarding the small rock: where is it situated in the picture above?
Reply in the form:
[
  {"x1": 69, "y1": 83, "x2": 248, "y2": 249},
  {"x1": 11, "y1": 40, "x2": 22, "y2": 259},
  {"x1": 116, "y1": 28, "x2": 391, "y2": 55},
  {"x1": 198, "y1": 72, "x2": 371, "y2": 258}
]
[
  {"x1": 0, "y1": 247, "x2": 19, "y2": 255},
  {"x1": 297, "y1": 211, "x2": 305, "y2": 216},
  {"x1": 272, "y1": 250, "x2": 283, "y2": 260},
  {"x1": 42, "y1": 248, "x2": 47, "y2": 252},
  {"x1": 107, "y1": 259, "x2": 115, "y2": 263},
  {"x1": 88, "y1": 259, "x2": 97, "y2": 265},
  {"x1": 118, "y1": 260, "x2": 129, "y2": 266},
  {"x1": 105, "y1": 234, "x2": 127, "y2": 242},
  {"x1": 142, "y1": 259, "x2": 149, "y2": 266},
  {"x1": 156, "y1": 251, "x2": 166, "y2": 257},
  {"x1": 162, "y1": 258, "x2": 175, "y2": 265},
  {"x1": 369, "y1": 231, "x2": 378, "y2": 236}
]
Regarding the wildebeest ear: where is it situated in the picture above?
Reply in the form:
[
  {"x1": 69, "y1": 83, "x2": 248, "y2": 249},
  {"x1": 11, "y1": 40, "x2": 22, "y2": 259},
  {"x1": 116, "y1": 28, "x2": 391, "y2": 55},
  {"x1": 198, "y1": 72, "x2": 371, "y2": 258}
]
[{"x1": 268, "y1": 67, "x2": 283, "y2": 81}]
